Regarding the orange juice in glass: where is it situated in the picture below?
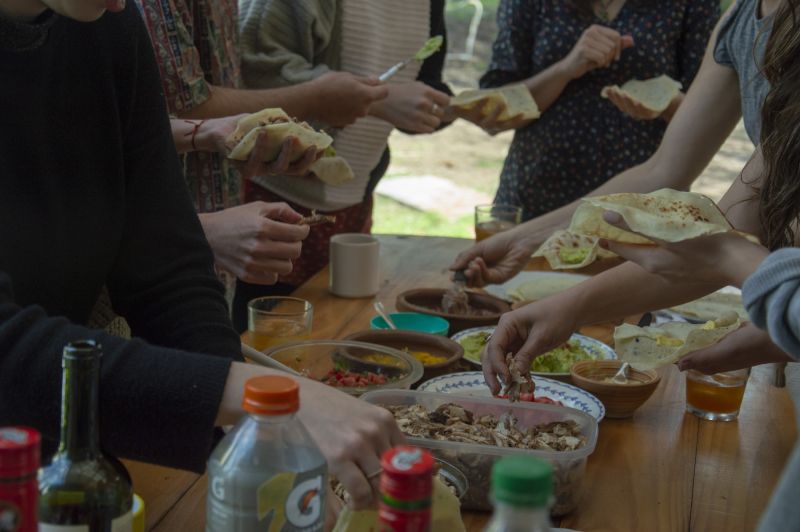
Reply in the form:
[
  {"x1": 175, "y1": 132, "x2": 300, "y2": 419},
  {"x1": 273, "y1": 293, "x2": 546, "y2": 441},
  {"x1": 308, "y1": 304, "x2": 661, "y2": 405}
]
[
  {"x1": 247, "y1": 297, "x2": 313, "y2": 352},
  {"x1": 474, "y1": 204, "x2": 522, "y2": 242},
  {"x1": 685, "y1": 368, "x2": 749, "y2": 421}
]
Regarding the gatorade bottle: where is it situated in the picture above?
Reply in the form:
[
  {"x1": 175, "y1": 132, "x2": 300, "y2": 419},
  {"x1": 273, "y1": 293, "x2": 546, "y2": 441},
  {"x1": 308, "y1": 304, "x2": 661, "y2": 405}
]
[
  {"x1": 484, "y1": 456, "x2": 553, "y2": 532},
  {"x1": 206, "y1": 376, "x2": 327, "y2": 532}
]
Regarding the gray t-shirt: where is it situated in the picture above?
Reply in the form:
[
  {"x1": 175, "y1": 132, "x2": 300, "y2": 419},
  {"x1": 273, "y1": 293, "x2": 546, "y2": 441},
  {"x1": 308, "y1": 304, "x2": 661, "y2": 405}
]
[{"x1": 713, "y1": 0, "x2": 774, "y2": 144}]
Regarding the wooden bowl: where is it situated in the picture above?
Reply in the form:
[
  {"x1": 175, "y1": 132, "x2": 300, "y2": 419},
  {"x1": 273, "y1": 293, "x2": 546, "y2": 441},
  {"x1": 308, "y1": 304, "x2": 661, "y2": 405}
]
[
  {"x1": 344, "y1": 329, "x2": 464, "y2": 381},
  {"x1": 570, "y1": 360, "x2": 660, "y2": 419},
  {"x1": 396, "y1": 289, "x2": 511, "y2": 333}
]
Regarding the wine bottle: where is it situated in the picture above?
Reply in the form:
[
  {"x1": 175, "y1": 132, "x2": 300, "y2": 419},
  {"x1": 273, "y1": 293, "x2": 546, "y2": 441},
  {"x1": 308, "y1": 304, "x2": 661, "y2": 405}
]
[{"x1": 38, "y1": 340, "x2": 133, "y2": 531}]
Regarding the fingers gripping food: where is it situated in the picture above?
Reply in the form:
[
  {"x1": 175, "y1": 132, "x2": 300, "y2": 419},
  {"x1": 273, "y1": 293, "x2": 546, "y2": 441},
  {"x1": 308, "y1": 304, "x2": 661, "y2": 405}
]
[
  {"x1": 533, "y1": 230, "x2": 617, "y2": 270},
  {"x1": 450, "y1": 84, "x2": 541, "y2": 121},
  {"x1": 226, "y1": 108, "x2": 333, "y2": 163},
  {"x1": 601, "y1": 74, "x2": 683, "y2": 113}
]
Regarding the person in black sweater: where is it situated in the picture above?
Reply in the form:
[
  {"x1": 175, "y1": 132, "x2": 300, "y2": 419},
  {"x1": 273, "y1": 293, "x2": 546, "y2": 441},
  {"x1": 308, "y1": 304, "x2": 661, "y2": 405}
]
[{"x1": 0, "y1": 0, "x2": 402, "y2": 508}]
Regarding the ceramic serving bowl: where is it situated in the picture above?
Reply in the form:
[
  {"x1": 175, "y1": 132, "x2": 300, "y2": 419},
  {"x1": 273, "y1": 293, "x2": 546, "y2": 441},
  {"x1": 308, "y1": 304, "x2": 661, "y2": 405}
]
[
  {"x1": 396, "y1": 289, "x2": 511, "y2": 333},
  {"x1": 369, "y1": 311, "x2": 450, "y2": 336},
  {"x1": 570, "y1": 360, "x2": 660, "y2": 419},
  {"x1": 345, "y1": 329, "x2": 464, "y2": 381}
]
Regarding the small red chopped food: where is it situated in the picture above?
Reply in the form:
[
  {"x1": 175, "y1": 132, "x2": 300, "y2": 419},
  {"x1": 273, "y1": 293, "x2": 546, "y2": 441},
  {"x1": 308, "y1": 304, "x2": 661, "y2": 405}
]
[{"x1": 322, "y1": 369, "x2": 387, "y2": 388}]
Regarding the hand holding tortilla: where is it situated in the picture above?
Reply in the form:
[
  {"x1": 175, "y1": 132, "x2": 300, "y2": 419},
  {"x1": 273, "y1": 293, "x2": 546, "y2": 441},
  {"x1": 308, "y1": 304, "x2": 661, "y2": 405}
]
[
  {"x1": 225, "y1": 108, "x2": 333, "y2": 164},
  {"x1": 533, "y1": 229, "x2": 617, "y2": 270},
  {"x1": 601, "y1": 75, "x2": 683, "y2": 120},
  {"x1": 449, "y1": 84, "x2": 540, "y2": 134},
  {"x1": 614, "y1": 312, "x2": 741, "y2": 371}
]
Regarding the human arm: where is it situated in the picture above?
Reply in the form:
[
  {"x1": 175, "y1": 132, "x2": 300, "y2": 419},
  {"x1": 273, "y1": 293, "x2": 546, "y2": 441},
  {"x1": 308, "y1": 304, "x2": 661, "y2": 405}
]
[{"x1": 451, "y1": 17, "x2": 743, "y2": 286}]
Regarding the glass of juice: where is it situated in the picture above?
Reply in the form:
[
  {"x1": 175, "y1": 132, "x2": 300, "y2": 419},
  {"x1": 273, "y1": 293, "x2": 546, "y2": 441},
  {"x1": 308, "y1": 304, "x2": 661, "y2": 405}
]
[
  {"x1": 247, "y1": 297, "x2": 313, "y2": 352},
  {"x1": 474, "y1": 204, "x2": 522, "y2": 242},
  {"x1": 685, "y1": 368, "x2": 749, "y2": 421}
]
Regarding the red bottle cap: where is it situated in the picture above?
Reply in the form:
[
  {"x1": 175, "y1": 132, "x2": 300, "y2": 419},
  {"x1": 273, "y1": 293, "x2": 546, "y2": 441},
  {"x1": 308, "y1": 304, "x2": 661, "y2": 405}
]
[
  {"x1": 0, "y1": 427, "x2": 40, "y2": 479},
  {"x1": 242, "y1": 375, "x2": 300, "y2": 415},
  {"x1": 380, "y1": 446, "x2": 434, "y2": 502}
]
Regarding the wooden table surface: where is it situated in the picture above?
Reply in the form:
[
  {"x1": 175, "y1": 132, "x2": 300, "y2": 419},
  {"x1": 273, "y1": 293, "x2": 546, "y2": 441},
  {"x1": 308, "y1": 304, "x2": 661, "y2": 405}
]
[{"x1": 126, "y1": 235, "x2": 797, "y2": 531}]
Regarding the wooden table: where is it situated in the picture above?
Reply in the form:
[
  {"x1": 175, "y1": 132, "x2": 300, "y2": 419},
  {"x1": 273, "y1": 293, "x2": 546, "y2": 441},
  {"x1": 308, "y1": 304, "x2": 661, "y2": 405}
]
[{"x1": 127, "y1": 235, "x2": 797, "y2": 531}]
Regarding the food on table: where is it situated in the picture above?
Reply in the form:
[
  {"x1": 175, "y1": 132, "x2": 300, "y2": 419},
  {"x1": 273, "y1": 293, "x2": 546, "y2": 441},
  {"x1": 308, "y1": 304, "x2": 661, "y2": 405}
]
[
  {"x1": 405, "y1": 349, "x2": 449, "y2": 366},
  {"x1": 568, "y1": 188, "x2": 761, "y2": 245},
  {"x1": 533, "y1": 229, "x2": 617, "y2": 270},
  {"x1": 501, "y1": 353, "x2": 533, "y2": 402},
  {"x1": 361, "y1": 352, "x2": 404, "y2": 366},
  {"x1": 296, "y1": 210, "x2": 337, "y2": 226},
  {"x1": 450, "y1": 84, "x2": 541, "y2": 121},
  {"x1": 505, "y1": 275, "x2": 588, "y2": 303},
  {"x1": 321, "y1": 368, "x2": 390, "y2": 388},
  {"x1": 458, "y1": 331, "x2": 597, "y2": 374},
  {"x1": 225, "y1": 108, "x2": 333, "y2": 164},
  {"x1": 382, "y1": 403, "x2": 586, "y2": 514},
  {"x1": 668, "y1": 288, "x2": 748, "y2": 322},
  {"x1": 614, "y1": 311, "x2": 741, "y2": 371},
  {"x1": 601, "y1": 74, "x2": 683, "y2": 113}
]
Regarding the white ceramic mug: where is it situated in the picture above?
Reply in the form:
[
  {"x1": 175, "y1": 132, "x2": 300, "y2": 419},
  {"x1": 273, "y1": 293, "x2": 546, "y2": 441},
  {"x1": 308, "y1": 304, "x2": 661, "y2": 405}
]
[{"x1": 329, "y1": 233, "x2": 380, "y2": 298}]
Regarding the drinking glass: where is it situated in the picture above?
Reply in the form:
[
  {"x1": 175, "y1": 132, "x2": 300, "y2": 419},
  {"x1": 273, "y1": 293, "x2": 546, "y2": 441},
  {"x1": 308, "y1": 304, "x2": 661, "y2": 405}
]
[
  {"x1": 685, "y1": 368, "x2": 750, "y2": 421},
  {"x1": 474, "y1": 204, "x2": 522, "y2": 242},
  {"x1": 247, "y1": 297, "x2": 313, "y2": 352}
]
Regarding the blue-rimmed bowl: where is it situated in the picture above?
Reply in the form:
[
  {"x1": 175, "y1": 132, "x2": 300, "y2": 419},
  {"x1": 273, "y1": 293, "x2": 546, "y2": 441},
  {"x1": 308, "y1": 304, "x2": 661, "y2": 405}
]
[{"x1": 370, "y1": 312, "x2": 450, "y2": 336}]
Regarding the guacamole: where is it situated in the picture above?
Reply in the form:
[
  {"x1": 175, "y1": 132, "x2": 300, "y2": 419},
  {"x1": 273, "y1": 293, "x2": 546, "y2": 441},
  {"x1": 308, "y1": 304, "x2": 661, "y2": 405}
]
[
  {"x1": 558, "y1": 247, "x2": 590, "y2": 265},
  {"x1": 459, "y1": 331, "x2": 491, "y2": 363},
  {"x1": 530, "y1": 341, "x2": 596, "y2": 373}
]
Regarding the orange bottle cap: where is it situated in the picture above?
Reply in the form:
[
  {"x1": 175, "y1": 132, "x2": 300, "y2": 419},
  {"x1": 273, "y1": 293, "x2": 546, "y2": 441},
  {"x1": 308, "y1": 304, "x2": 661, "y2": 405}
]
[{"x1": 242, "y1": 375, "x2": 300, "y2": 415}]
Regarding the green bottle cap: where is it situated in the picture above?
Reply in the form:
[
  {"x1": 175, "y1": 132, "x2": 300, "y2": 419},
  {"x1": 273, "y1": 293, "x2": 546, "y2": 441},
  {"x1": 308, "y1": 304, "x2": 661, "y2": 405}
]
[{"x1": 491, "y1": 456, "x2": 553, "y2": 507}]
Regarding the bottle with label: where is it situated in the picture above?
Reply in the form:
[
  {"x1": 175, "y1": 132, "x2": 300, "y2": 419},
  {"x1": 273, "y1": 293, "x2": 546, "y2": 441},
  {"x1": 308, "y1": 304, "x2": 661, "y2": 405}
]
[
  {"x1": 0, "y1": 426, "x2": 40, "y2": 532},
  {"x1": 484, "y1": 456, "x2": 553, "y2": 532},
  {"x1": 206, "y1": 375, "x2": 327, "y2": 532},
  {"x1": 378, "y1": 446, "x2": 434, "y2": 532},
  {"x1": 38, "y1": 340, "x2": 134, "y2": 532}
]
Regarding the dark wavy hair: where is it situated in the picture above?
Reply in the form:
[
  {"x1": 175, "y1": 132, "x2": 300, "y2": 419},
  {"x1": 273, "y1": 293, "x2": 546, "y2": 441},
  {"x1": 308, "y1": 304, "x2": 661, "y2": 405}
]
[{"x1": 759, "y1": 0, "x2": 800, "y2": 249}]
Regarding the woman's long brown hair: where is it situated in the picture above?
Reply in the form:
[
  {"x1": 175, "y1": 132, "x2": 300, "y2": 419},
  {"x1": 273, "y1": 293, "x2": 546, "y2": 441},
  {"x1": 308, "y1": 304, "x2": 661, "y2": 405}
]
[{"x1": 759, "y1": 0, "x2": 800, "y2": 249}]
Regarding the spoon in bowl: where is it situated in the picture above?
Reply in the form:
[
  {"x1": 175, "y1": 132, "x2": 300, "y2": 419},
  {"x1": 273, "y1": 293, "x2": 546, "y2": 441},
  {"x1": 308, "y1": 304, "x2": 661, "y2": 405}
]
[
  {"x1": 374, "y1": 301, "x2": 398, "y2": 330},
  {"x1": 612, "y1": 362, "x2": 631, "y2": 384}
]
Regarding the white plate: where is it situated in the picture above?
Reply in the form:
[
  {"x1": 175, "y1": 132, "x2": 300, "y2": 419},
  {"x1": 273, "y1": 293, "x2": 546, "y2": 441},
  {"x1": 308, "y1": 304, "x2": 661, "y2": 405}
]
[
  {"x1": 418, "y1": 371, "x2": 606, "y2": 422},
  {"x1": 451, "y1": 326, "x2": 617, "y2": 378},
  {"x1": 484, "y1": 271, "x2": 590, "y2": 303}
]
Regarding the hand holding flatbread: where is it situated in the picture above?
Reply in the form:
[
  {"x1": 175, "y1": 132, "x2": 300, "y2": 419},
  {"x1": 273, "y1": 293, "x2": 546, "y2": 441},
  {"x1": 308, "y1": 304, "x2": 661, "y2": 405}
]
[
  {"x1": 614, "y1": 312, "x2": 742, "y2": 371},
  {"x1": 533, "y1": 229, "x2": 616, "y2": 270},
  {"x1": 449, "y1": 84, "x2": 540, "y2": 134},
  {"x1": 601, "y1": 75, "x2": 683, "y2": 119}
]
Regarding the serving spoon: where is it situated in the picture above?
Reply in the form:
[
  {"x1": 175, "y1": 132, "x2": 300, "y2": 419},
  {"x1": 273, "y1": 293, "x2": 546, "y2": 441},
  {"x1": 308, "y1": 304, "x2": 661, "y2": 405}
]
[
  {"x1": 374, "y1": 301, "x2": 398, "y2": 330},
  {"x1": 612, "y1": 362, "x2": 630, "y2": 384}
]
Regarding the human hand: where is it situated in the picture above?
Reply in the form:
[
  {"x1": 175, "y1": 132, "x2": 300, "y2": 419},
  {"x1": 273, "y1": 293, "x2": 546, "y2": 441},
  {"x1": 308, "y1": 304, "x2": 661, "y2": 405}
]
[
  {"x1": 600, "y1": 211, "x2": 768, "y2": 287},
  {"x1": 369, "y1": 81, "x2": 450, "y2": 133},
  {"x1": 450, "y1": 227, "x2": 538, "y2": 287},
  {"x1": 199, "y1": 202, "x2": 310, "y2": 284},
  {"x1": 219, "y1": 363, "x2": 406, "y2": 510},
  {"x1": 558, "y1": 25, "x2": 634, "y2": 80},
  {"x1": 306, "y1": 71, "x2": 389, "y2": 127},
  {"x1": 677, "y1": 323, "x2": 793, "y2": 374},
  {"x1": 199, "y1": 116, "x2": 321, "y2": 178},
  {"x1": 451, "y1": 99, "x2": 533, "y2": 135},
  {"x1": 481, "y1": 299, "x2": 578, "y2": 394}
]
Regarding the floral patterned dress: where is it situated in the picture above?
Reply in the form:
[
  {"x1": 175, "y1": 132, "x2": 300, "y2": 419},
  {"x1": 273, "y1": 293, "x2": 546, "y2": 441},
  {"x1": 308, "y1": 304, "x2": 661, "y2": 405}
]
[{"x1": 482, "y1": 0, "x2": 719, "y2": 221}]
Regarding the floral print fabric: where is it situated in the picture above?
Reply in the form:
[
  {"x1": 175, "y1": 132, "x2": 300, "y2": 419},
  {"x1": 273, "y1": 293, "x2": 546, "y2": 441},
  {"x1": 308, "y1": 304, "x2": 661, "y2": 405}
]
[{"x1": 482, "y1": 0, "x2": 719, "y2": 221}]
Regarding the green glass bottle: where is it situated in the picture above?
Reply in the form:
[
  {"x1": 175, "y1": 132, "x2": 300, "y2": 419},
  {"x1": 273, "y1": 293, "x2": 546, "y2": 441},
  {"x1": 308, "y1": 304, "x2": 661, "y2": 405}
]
[{"x1": 38, "y1": 340, "x2": 133, "y2": 531}]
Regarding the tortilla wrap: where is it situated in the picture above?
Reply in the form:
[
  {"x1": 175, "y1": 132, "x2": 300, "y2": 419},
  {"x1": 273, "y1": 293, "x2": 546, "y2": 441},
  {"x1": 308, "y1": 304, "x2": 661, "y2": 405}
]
[
  {"x1": 533, "y1": 230, "x2": 617, "y2": 270},
  {"x1": 569, "y1": 189, "x2": 759, "y2": 244},
  {"x1": 668, "y1": 289, "x2": 747, "y2": 322},
  {"x1": 450, "y1": 84, "x2": 540, "y2": 121},
  {"x1": 506, "y1": 275, "x2": 589, "y2": 303},
  {"x1": 308, "y1": 155, "x2": 355, "y2": 185},
  {"x1": 225, "y1": 108, "x2": 333, "y2": 163},
  {"x1": 601, "y1": 74, "x2": 683, "y2": 113},
  {"x1": 614, "y1": 311, "x2": 741, "y2": 371}
]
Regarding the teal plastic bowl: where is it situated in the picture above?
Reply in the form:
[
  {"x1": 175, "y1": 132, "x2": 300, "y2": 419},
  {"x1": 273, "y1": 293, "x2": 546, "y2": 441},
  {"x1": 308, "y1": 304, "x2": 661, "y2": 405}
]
[{"x1": 370, "y1": 312, "x2": 450, "y2": 336}]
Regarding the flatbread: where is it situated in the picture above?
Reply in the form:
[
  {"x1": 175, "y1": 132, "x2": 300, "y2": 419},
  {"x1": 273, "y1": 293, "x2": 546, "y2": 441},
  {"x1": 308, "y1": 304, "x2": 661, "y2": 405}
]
[
  {"x1": 668, "y1": 289, "x2": 747, "y2": 322},
  {"x1": 533, "y1": 230, "x2": 617, "y2": 270},
  {"x1": 614, "y1": 311, "x2": 741, "y2": 371},
  {"x1": 308, "y1": 156, "x2": 355, "y2": 186},
  {"x1": 226, "y1": 108, "x2": 333, "y2": 163},
  {"x1": 601, "y1": 74, "x2": 683, "y2": 113},
  {"x1": 450, "y1": 84, "x2": 541, "y2": 121},
  {"x1": 297, "y1": 211, "x2": 336, "y2": 226},
  {"x1": 568, "y1": 189, "x2": 759, "y2": 244},
  {"x1": 506, "y1": 275, "x2": 588, "y2": 303}
]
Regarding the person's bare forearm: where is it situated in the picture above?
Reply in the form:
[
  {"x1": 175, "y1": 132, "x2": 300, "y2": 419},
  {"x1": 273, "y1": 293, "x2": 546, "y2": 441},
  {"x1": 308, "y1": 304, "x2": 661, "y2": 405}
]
[
  {"x1": 522, "y1": 60, "x2": 574, "y2": 113},
  {"x1": 178, "y1": 84, "x2": 319, "y2": 121}
]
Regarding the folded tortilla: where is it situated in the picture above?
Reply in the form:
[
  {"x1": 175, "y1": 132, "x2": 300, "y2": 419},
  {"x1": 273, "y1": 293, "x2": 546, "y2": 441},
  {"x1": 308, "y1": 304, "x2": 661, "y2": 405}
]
[
  {"x1": 450, "y1": 84, "x2": 540, "y2": 121},
  {"x1": 601, "y1": 74, "x2": 683, "y2": 113},
  {"x1": 614, "y1": 311, "x2": 741, "y2": 371},
  {"x1": 533, "y1": 230, "x2": 617, "y2": 270},
  {"x1": 568, "y1": 189, "x2": 759, "y2": 244},
  {"x1": 506, "y1": 274, "x2": 589, "y2": 303},
  {"x1": 308, "y1": 155, "x2": 355, "y2": 186},
  {"x1": 668, "y1": 289, "x2": 748, "y2": 322},
  {"x1": 225, "y1": 108, "x2": 333, "y2": 163}
]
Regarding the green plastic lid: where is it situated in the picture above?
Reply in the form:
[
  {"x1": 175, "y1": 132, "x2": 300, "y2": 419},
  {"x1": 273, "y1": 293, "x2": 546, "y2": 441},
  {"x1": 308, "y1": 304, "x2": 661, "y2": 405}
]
[{"x1": 491, "y1": 456, "x2": 553, "y2": 507}]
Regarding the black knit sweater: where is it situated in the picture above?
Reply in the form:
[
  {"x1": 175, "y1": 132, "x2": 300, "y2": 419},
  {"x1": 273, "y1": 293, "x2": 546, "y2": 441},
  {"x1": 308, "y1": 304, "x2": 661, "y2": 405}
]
[{"x1": 0, "y1": 4, "x2": 242, "y2": 472}]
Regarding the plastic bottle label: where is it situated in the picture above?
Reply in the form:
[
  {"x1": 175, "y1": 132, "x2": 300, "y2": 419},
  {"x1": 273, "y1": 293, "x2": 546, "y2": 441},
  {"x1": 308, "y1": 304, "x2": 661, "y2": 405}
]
[{"x1": 207, "y1": 465, "x2": 326, "y2": 532}]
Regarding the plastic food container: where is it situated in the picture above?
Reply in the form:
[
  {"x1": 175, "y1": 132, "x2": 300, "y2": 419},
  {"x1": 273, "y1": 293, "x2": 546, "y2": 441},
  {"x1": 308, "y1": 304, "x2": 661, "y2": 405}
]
[
  {"x1": 360, "y1": 389, "x2": 598, "y2": 515},
  {"x1": 264, "y1": 340, "x2": 424, "y2": 396}
]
